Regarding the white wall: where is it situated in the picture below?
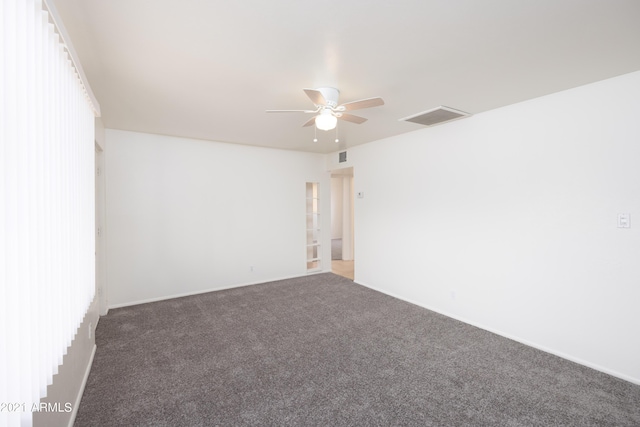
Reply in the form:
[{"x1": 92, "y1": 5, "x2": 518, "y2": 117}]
[
  {"x1": 105, "y1": 130, "x2": 330, "y2": 307},
  {"x1": 329, "y1": 71, "x2": 640, "y2": 384}
]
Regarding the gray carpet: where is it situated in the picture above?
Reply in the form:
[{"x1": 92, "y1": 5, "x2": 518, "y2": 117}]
[{"x1": 75, "y1": 273, "x2": 640, "y2": 426}]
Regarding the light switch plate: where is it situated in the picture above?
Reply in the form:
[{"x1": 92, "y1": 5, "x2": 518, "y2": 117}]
[{"x1": 617, "y1": 213, "x2": 630, "y2": 228}]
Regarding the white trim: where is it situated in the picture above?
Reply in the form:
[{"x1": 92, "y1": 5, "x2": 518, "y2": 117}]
[
  {"x1": 67, "y1": 344, "x2": 96, "y2": 427},
  {"x1": 43, "y1": 0, "x2": 101, "y2": 117},
  {"x1": 354, "y1": 279, "x2": 640, "y2": 386}
]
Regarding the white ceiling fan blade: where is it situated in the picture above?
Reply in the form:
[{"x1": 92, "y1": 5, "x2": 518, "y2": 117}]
[
  {"x1": 338, "y1": 113, "x2": 367, "y2": 124},
  {"x1": 338, "y1": 97, "x2": 384, "y2": 111},
  {"x1": 266, "y1": 109, "x2": 318, "y2": 113},
  {"x1": 303, "y1": 88, "x2": 327, "y2": 106},
  {"x1": 302, "y1": 116, "x2": 317, "y2": 127}
]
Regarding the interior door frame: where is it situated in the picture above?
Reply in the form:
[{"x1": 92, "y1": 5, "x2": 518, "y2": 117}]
[
  {"x1": 95, "y1": 142, "x2": 108, "y2": 315},
  {"x1": 330, "y1": 167, "x2": 354, "y2": 261}
]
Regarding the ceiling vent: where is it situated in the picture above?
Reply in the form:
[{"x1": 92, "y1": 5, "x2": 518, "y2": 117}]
[{"x1": 400, "y1": 106, "x2": 471, "y2": 127}]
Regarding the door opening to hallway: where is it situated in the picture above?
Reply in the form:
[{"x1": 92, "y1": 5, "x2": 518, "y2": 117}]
[{"x1": 330, "y1": 167, "x2": 354, "y2": 280}]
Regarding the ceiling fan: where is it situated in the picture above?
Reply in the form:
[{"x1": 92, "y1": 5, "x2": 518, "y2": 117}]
[{"x1": 266, "y1": 87, "x2": 384, "y2": 131}]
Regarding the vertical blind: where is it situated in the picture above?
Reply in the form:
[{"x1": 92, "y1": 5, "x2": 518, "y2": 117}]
[{"x1": 1, "y1": 0, "x2": 98, "y2": 425}]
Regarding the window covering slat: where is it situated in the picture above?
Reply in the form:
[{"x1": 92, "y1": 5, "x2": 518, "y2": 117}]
[{"x1": 1, "y1": 0, "x2": 97, "y2": 425}]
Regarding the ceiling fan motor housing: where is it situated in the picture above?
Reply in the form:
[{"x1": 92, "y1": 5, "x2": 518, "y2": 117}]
[{"x1": 316, "y1": 87, "x2": 340, "y2": 108}]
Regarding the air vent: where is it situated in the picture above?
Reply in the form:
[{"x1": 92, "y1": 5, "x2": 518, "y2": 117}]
[
  {"x1": 400, "y1": 106, "x2": 471, "y2": 127},
  {"x1": 338, "y1": 151, "x2": 347, "y2": 163}
]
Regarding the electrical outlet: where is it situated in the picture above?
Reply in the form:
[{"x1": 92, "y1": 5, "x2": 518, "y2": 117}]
[{"x1": 88, "y1": 322, "x2": 92, "y2": 339}]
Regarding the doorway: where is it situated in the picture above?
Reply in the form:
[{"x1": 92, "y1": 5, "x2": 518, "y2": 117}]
[{"x1": 330, "y1": 167, "x2": 354, "y2": 280}]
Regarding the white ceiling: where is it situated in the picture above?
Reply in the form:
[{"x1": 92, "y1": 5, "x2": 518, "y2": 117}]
[{"x1": 53, "y1": 0, "x2": 640, "y2": 154}]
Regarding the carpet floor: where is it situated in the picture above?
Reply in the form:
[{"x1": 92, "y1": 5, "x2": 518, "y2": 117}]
[{"x1": 74, "y1": 273, "x2": 640, "y2": 426}]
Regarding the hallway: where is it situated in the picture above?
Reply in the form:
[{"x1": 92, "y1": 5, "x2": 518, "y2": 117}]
[{"x1": 331, "y1": 260, "x2": 354, "y2": 280}]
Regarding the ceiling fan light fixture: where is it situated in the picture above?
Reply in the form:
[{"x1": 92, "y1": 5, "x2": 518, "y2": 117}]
[{"x1": 315, "y1": 110, "x2": 337, "y2": 131}]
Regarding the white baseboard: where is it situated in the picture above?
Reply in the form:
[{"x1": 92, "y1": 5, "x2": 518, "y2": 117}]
[
  {"x1": 109, "y1": 273, "x2": 312, "y2": 309},
  {"x1": 68, "y1": 344, "x2": 96, "y2": 427},
  {"x1": 354, "y1": 279, "x2": 640, "y2": 386}
]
